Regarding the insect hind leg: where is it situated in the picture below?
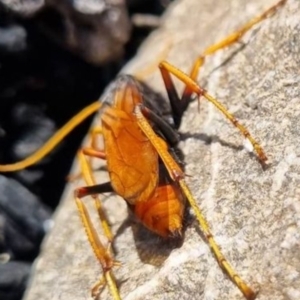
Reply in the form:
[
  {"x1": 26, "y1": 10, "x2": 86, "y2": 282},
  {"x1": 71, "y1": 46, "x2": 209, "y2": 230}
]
[{"x1": 134, "y1": 106, "x2": 257, "y2": 300}]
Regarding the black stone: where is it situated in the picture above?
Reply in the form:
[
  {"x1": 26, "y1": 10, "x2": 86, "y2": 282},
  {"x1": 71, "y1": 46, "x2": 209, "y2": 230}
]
[
  {"x1": 0, "y1": 176, "x2": 51, "y2": 260},
  {"x1": 0, "y1": 261, "x2": 31, "y2": 300}
]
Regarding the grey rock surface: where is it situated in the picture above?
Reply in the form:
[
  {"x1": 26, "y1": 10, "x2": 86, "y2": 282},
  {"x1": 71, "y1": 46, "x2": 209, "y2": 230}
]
[{"x1": 23, "y1": 0, "x2": 300, "y2": 299}]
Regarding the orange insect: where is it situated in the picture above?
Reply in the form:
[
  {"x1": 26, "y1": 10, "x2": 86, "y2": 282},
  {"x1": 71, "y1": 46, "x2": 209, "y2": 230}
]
[{"x1": 0, "y1": 1, "x2": 286, "y2": 300}]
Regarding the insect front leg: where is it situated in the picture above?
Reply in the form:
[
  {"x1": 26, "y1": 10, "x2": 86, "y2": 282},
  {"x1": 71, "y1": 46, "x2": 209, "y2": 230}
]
[{"x1": 75, "y1": 150, "x2": 121, "y2": 300}]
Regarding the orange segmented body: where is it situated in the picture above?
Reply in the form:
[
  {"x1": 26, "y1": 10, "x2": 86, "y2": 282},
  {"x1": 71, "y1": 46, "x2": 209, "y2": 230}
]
[
  {"x1": 101, "y1": 78, "x2": 159, "y2": 204},
  {"x1": 101, "y1": 75, "x2": 185, "y2": 237},
  {"x1": 133, "y1": 181, "x2": 184, "y2": 237}
]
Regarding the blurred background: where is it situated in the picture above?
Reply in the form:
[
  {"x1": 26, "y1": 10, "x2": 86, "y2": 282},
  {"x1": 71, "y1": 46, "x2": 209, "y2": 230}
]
[{"x1": 0, "y1": 1, "x2": 172, "y2": 299}]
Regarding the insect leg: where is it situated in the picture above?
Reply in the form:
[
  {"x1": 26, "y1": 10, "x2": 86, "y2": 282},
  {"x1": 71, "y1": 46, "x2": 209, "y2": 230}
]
[
  {"x1": 76, "y1": 182, "x2": 113, "y2": 198},
  {"x1": 68, "y1": 127, "x2": 106, "y2": 181},
  {"x1": 77, "y1": 150, "x2": 112, "y2": 241},
  {"x1": 82, "y1": 147, "x2": 106, "y2": 160},
  {"x1": 159, "y1": 61, "x2": 267, "y2": 164},
  {"x1": 89, "y1": 126, "x2": 103, "y2": 150},
  {"x1": 86, "y1": 126, "x2": 106, "y2": 170},
  {"x1": 182, "y1": 0, "x2": 287, "y2": 101},
  {"x1": 140, "y1": 106, "x2": 180, "y2": 146},
  {"x1": 75, "y1": 150, "x2": 121, "y2": 300},
  {"x1": 75, "y1": 193, "x2": 120, "y2": 299},
  {"x1": 134, "y1": 105, "x2": 256, "y2": 300},
  {"x1": 75, "y1": 194, "x2": 120, "y2": 299}
]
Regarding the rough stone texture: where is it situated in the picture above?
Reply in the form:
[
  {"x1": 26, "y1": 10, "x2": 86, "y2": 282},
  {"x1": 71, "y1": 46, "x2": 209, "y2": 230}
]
[{"x1": 23, "y1": 0, "x2": 300, "y2": 300}]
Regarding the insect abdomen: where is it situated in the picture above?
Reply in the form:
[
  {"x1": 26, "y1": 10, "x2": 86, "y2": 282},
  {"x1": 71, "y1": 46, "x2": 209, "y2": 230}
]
[{"x1": 134, "y1": 183, "x2": 184, "y2": 238}]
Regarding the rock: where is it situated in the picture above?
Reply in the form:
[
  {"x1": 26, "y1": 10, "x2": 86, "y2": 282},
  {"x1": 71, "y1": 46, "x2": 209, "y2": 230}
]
[
  {"x1": 0, "y1": 25, "x2": 27, "y2": 53},
  {"x1": 0, "y1": 176, "x2": 51, "y2": 259},
  {"x1": 0, "y1": 261, "x2": 31, "y2": 300},
  {"x1": 0, "y1": 0, "x2": 131, "y2": 64},
  {"x1": 23, "y1": 0, "x2": 300, "y2": 300},
  {"x1": 10, "y1": 103, "x2": 56, "y2": 162},
  {"x1": 44, "y1": 0, "x2": 131, "y2": 64},
  {"x1": 0, "y1": 0, "x2": 45, "y2": 16}
]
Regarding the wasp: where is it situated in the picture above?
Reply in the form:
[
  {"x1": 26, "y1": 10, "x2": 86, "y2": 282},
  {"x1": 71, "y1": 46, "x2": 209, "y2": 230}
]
[{"x1": 0, "y1": 1, "x2": 286, "y2": 299}]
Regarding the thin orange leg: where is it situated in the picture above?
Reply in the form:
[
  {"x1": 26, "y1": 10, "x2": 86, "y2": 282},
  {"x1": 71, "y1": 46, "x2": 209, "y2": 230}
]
[
  {"x1": 134, "y1": 105, "x2": 256, "y2": 300},
  {"x1": 77, "y1": 150, "x2": 112, "y2": 241},
  {"x1": 89, "y1": 126, "x2": 103, "y2": 151},
  {"x1": 82, "y1": 148, "x2": 106, "y2": 160},
  {"x1": 85, "y1": 126, "x2": 106, "y2": 170},
  {"x1": 182, "y1": 0, "x2": 287, "y2": 100},
  {"x1": 68, "y1": 137, "x2": 106, "y2": 182},
  {"x1": 74, "y1": 195, "x2": 120, "y2": 299},
  {"x1": 75, "y1": 150, "x2": 121, "y2": 299},
  {"x1": 159, "y1": 61, "x2": 267, "y2": 164}
]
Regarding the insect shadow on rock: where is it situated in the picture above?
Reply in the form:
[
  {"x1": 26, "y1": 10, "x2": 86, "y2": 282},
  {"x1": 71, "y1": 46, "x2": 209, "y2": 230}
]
[{"x1": 0, "y1": 1, "x2": 286, "y2": 299}]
